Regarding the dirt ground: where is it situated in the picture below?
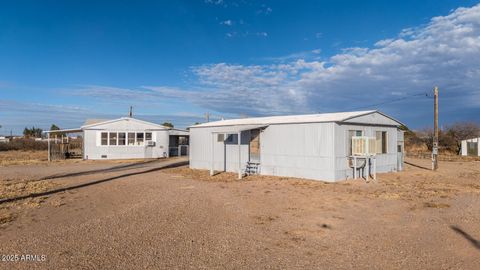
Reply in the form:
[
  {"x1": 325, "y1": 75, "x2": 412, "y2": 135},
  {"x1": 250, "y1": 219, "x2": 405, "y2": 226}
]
[
  {"x1": 0, "y1": 157, "x2": 479, "y2": 269},
  {"x1": 0, "y1": 150, "x2": 155, "y2": 167}
]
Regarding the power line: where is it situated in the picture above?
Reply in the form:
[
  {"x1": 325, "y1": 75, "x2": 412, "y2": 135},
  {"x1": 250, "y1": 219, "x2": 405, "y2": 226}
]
[{"x1": 348, "y1": 92, "x2": 430, "y2": 111}]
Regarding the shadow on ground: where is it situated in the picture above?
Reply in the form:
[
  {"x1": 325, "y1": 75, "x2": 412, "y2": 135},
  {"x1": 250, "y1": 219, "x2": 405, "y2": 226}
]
[
  {"x1": 450, "y1": 225, "x2": 480, "y2": 250},
  {"x1": 404, "y1": 161, "x2": 431, "y2": 171},
  {"x1": 39, "y1": 159, "x2": 161, "y2": 180},
  {"x1": 0, "y1": 160, "x2": 188, "y2": 205}
]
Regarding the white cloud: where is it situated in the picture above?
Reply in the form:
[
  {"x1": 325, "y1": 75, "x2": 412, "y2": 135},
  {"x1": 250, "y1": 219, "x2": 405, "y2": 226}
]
[
  {"x1": 256, "y1": 32, "x2": 268, "y2": 37},
  {"x1": 0, "y1": 98, "x2": 206, "y2": 133},
  {"x1": 205, "y1": 0, "x2": 224, "y2": 6},
  {"x1": 225, "y1": 32, "x2": 236, "y2": 38},
  {"x1": 262, "y1": 49, "x2": 322, "y2": 62},
  {"x1": 257, "y1": 5, "x2": 272, "y2": 15},
  {"x1": 61, "y1": 4, "x2": 480, "y2": 126},
  {"x1": 225, "y1": 31, "x2": 268, "y2": 39},
  {"x1": 220, "y1": 20, "x2": 233, "y2": 26},
  {"x1": 177, "y1": 4, "x2": 480, "y2": 122}
]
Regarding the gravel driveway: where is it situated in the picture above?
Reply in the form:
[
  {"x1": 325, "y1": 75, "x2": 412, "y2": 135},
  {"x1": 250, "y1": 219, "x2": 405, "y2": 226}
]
[{"x1": 1, "y1": 158, "x2": 479, "y2": 269}]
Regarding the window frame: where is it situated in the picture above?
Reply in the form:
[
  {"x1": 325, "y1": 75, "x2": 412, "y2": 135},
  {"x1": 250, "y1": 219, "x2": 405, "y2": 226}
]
[
  {"x1": 136, "y1": 132, "x2": 145, "y2": 146},
  {"x1": 145, "y1": 132, "x2": 152, "y2": 141},
  {"x1": 347, "y1": 130, "x2": 363, "y2": 155},
  {"x1": 375, "y1": 131, "x2": 388, "y2": 154},
  {"x1": 99, "y1": 131, "x2": 152, "y2": 147},
  {"x1": 101, "y1": 132, "x2": 108, "y2": 146},
  {"x1": 109, "y1": 132, "x2": 118, "y2": 146},
  {"x1": 128, "y1": 132, "x2": 136, "y2": 146},
  {"x1": 225, "y1": 134, "x2": 234, "y2": 143},
  {"x1": 118, "y1": 132, "x2": 126, "y2": 146}
]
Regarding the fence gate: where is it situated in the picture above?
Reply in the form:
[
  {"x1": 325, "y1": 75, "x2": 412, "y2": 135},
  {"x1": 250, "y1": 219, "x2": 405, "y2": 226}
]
[{"x1": 49, "y1": 138, "x2": 83, "y2": 161}]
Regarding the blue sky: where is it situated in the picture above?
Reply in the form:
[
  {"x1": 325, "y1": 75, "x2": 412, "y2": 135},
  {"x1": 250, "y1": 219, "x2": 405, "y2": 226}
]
[{"x1": 1, "y1": 0, "x2": 479, "y2": 134}]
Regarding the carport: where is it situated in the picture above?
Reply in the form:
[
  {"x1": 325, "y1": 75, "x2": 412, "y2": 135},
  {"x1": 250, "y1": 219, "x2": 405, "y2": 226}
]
[
  {"x1": 44, "y1": 128, "x2": 84, "y2": 161},
  {"x1": 209, "y1": 124, "x2": 268, "y2": 179}
]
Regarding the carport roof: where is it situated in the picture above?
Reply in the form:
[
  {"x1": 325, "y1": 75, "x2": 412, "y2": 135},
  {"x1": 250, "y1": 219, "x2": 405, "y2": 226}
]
[{"x1": 43, "y1": 128, "x2": 83, "y2": 134}]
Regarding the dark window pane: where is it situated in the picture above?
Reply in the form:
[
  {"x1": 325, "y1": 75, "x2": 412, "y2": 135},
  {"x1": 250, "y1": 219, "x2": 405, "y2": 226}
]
[
  {"x1": 128, "y1": 133, "x2": 135, "y2": 145},
  {"x1": 101, "y1": 132, "x2": 108, "y2": 145},
  {"x1": 118, "y1": 133, "x2": 126, "y2": 145},
  {"x1": 136, "y1": 133, "x2": 144, "y2": 145},
  {"x1": 109, "y1": 132, "x2": 117, "y2": 146}
]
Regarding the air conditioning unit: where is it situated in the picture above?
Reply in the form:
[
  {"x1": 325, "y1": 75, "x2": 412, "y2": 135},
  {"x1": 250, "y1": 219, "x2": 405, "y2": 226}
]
[
  {"x1": 352, "y1": 136, "x2": 376, "y2": 156},
  {"x1": 146, "y1": 140, "x2": 156, "y2": 147}
]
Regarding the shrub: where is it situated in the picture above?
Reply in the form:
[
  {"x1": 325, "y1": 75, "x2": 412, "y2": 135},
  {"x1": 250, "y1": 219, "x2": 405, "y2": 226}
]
[{"x1": 0, "y1": 138, "x2": 48, "y2": 151}]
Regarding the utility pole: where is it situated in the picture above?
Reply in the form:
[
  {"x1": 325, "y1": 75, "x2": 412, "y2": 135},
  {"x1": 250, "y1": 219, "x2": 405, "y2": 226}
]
[
  {"x1": 432, "y1": 86, "x2": 439, "y2": 171},
  {"x1": 205, "y1": 112, "x2": 210, "y2": 122},
  {"x1": 129, "y1": 106, "x2": 133, "y2": 118}
]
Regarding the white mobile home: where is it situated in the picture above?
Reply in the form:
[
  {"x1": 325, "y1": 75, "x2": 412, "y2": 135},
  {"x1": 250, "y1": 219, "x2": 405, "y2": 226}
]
[
  {"x1": 45, "y1": 117, "x2": 189, "y2": 160},
  {"x1": 189, "y1": 110, "x2": 404, "y2": 182},
  {"x1": 461, "y1": 137, "x2": 480, "y2": 156}
]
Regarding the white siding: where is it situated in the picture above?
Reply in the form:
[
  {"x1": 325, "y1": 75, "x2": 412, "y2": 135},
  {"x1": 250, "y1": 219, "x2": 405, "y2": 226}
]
[
  {"x1": 461, "y1": 137, "x2": 480, "y2": 156},
  {"x1": 461, "y1": 140, "x2": 467, "y2": 156},
  {"x1": 189, "y1": 126, "x2": 250, "y2": 172},
  {"x1": 343, "y1": 112, "x2": 401, "y2": 126},
  {"x1": 334, "y1": 123, "x2": 399, "y2": 179},
  {"x1": 83, "y1": 118, "x2": 170, "y2": 160},
  {"x1": 190, "y1": 123, "x2": 337, "y2": 181},
  {"x1": 260, "y1": 123, "x2": 336, "y2": 181},
  {"x1": 189, "y1": 121, "x2": 402, "y2": 182}
]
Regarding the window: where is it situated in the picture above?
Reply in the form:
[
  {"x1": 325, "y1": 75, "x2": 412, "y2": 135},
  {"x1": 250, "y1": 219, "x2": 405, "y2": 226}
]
[
  {"x1": 101, "y1": 132, "x2": 108, "y2": 145},
  {"x1": 128, "y1": 133, "x2": 135, "y2": 145},
  {"x1": 136, "y1": 132, "x2": 144, "y2": 145},
  {"x1": 376, "y1": 131, "x2": 387, "y2": 154},
  {"x1": 145, "y1": 132, "x2": 152, "y2": 141},
  {"x1": 118, "y1": 133, "x2": 126, "y2": 145},
  {"x1": 225, "y1": 134, "x2": 234, "y2": 143},
  {"x1": 348, "y1": 130, "x2": 363, "y2": 155},
  {"x1": 217, "y1": 134, "x2": 224, "y2": 142},
  {"x1": 178, "y1": 136, "x2": 188, "y2": 145},
  {"x1": 109, "y1": 132, "x2": 118, "y2": 146}
]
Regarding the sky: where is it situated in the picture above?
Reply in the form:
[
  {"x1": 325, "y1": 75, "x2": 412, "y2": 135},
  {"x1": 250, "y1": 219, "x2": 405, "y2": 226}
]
[{"x1": 1, "y1": 0, "x2": 479, "y2": 134}]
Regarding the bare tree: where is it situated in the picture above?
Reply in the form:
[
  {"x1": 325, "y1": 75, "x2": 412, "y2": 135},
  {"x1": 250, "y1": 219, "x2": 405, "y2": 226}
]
[{"x1": 444, "y1": 122, "x2": 480, "y2": 154}]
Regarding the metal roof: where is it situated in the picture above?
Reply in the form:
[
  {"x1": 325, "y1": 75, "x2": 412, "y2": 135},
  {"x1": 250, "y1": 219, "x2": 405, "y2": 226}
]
[
  {"x1": 190, "y1": 110, "x2": 390, "y2": 128},
  {"x1": 169, "y1": 129, "x2": 189, "y2": 136},
  {"x1": 81, "y1": 117, "x2": 169, "y2": 129},
  {"x1": 210, "y1": 124, "x2": 269, "y2": 134},
  {"x1": 43, "y1": 128, "x2": 83, "y2": 134}
]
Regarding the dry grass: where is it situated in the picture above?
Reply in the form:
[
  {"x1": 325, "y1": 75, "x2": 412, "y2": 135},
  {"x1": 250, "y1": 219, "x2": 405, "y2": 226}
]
[
  {"x1": 0, "y1": 178, "x2": 61, "y2": 227},
  {"x1": 0, "y1": 178, "x2": 59, "y2": 200},
  {"x1": 0, "y1": 210, "x2": 16, "y2": 225},
  {"x1": 0, "y1": 150, "x2": 49, "y2": 166},
  {"x1": 406, "y1": 151, "x2": 480, "y2": 161},
  {"x1": 423, "y1": 202, "x2": 451, "y2": 208},
  {"x1": 0, "y1": 150, "x2": 159, "y2": 167},
  {"x1": 164, "y1": 167, "x2": 335, "y2": 188}
]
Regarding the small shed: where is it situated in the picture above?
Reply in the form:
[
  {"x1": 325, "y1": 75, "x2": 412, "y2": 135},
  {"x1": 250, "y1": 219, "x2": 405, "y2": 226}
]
[
  {"x1": 44, "y1": 117, "x2": 189, "y2": 160},
  {"x1": 461, "y1": 137, "x2": 480, "y2": 156},
  {"x1": 189, "y1": 110, "x2": 405, "y2": 182}
]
